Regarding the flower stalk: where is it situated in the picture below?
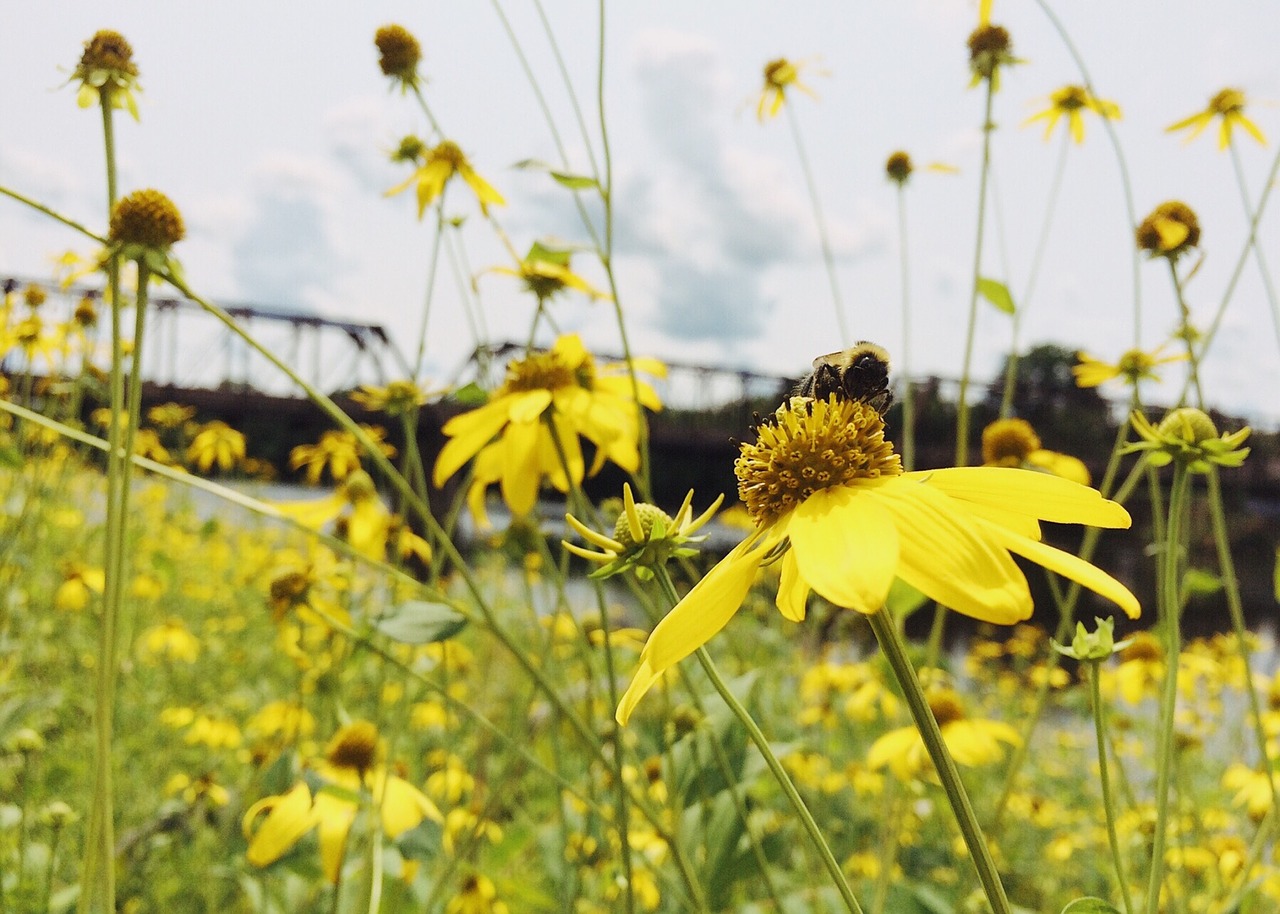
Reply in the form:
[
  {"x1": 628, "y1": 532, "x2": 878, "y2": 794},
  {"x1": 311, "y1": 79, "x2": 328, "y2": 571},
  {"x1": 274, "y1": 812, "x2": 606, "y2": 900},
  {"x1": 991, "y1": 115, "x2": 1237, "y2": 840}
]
[{"x1": 868, "y1": 607, "x2": 1012, "y2": 914}]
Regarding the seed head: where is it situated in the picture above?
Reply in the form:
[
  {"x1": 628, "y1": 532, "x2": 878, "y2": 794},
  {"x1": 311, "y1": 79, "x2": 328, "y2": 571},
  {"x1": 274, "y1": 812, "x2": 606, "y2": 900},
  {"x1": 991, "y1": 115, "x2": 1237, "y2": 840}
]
[
  {"x1": 885, "y1": 151, "x2": 913, "y2": 185},
  {"x1": 109, "y1": 189, "x2": 185, "y2": 249},
  {"x1": 967, "y1": 24, "x2": 1015, "y2": 82},
  {"x1": 77, "y1": 30, "x2": 138, "y2": 79},
  {"x1": 375, "y1": 24, "x2": 421, "y2": 82}
]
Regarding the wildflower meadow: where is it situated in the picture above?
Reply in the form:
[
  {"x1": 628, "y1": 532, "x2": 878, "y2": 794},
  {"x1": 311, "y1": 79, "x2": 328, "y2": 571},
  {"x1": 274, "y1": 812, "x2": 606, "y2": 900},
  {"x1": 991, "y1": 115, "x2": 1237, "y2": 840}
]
[{"x1": 4, "y1": 4, "x2": 1280, "y2": 914}]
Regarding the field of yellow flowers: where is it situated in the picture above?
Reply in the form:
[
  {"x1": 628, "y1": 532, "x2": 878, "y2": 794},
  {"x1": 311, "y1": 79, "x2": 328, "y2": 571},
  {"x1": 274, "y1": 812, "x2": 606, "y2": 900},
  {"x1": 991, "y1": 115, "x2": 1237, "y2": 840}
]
[{"x1": 2, "y1": 6, "x2": 1279, "y2": 914}]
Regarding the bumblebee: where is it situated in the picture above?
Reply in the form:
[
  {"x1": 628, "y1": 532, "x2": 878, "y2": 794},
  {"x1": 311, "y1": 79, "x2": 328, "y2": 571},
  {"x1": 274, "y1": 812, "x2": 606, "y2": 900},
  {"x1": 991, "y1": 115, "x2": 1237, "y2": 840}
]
[{"x1": 796, "y1": 341, "x2": 893, "y2": 414}]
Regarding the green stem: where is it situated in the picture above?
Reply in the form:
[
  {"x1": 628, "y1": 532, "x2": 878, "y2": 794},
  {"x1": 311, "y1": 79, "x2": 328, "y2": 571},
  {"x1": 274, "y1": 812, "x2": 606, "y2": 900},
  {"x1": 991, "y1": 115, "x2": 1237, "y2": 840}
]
[
  {"x1": 955, "y1": 77, "x2": 996, "y2": 468},
  {"x1": 1205, "y1": 467, "x2": 1278, "y2": 812},
  {"x1": 1166, "y1": 260, "x2": 1203, "y2": 409},
  {"x1": 1000, "y1": 129, "x2": 1070, "y2": 420},
  {"x1": 411, "y1": 193, "x2": 448, "y2": 383},
  {"x1": 651, "y1": 567, "x2": 864, "y2": 914},
  {"x1": 594, "y1": 0, "x2": 652, "y2": 501},
  {"x1": 0, "y1": 186, "x2": 107, "y2": 244},
  {"x1": 81, "y1": 94, "x2": 123, "y2": 914},
  {"x1": 1196, "y1": 136, "x2": 1280, "y2": 363},
  {"x1": 1089, "y1": 662, "x2": 1135, "y2": 914},
  {"x1": 1228, "y1": 139, "x2": 1280, "y2": 360},
  {"x1": 868, "y1": 608, "x2": 1011, "y2": 914},
  {"x1": 1144, "y1": 464, "x2": 1190, "y2": 914},
  {"x1": 1031, "y1": 0, "x2": 1142, "y2": 346},
  {"x1": 785, "y1": 102, "x2": 850, "y2": 347},
  {"x1": 895, "y1": 184, "x2": 915, "y2": 471}
]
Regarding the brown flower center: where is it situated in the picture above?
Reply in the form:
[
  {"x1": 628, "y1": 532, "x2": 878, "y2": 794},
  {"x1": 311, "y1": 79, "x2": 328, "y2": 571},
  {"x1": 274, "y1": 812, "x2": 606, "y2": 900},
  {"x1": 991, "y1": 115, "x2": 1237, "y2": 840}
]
[{"x1": 736, "y1": 396, "x2": 902, "y2": 527}]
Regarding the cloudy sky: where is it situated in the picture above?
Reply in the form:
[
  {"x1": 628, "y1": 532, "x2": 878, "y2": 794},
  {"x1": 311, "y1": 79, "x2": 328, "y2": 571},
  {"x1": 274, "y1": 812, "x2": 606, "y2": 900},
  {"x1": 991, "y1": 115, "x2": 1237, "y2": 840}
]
[{"x1": 3, "y1": 1, "x2": 1279, "y2": 424}]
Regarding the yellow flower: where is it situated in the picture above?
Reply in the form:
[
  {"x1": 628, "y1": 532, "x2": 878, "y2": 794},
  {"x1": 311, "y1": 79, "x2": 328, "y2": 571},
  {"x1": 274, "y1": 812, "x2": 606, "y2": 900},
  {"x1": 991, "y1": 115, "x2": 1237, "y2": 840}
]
[
  {"x1": 1167, "y1": 88, "x2": 1267, "y2": 149},
  {"x1": 490, "y1": 242, "x2": 609, "y2": 302},
  {"x1": 289, "y1": 426, "x2": 394, "y2": 484},
  {"x1": 1023, "y1": 85, "x2": 1121, "y2": 144},
  {"x1": 146, "y1": 402, "x2": 196, "y2": 428},
  {"x1": 981, "y1": 418, "x2": 1090, "y2": 485},
  {"x1": 616, "y1": 395, "x2": 1139, "y2": 724},
  {"x1": 386, "y1": 139, "x2": 505, "y2": 217},
  {"x1": 54, "y1": 564, "x2": 105, "y2": 612},
  {"x1": 243, "y1": 721, "x2": 442, "y2": 884},
  {"x1": 186, "y1": 420, "x2": 246, "y2": 474},
  {"x1": 1073, "y1": 345, "x2": 1187, "y2": 389},
  {"x1": 272, "y1": 470, "x2": 395, "y2": 561},
  {"x1": 867, "y1": 686, "x2": 1020, "y2": 782},
  {"x1": 446, "y1": 874, "x2": 509, "y2": 914},
  {"x1": 433, "y1": 334, "x2": 664, "y2": 526},
  {"x1": 756, "y1": 57, "x2": 819, "y2": 121},
  {"x1": 351, "y1": 379, "x2": 435, "y2": 417},
  {"x1": 137, "y1": 618, "x2": 200, "y2": 664}
]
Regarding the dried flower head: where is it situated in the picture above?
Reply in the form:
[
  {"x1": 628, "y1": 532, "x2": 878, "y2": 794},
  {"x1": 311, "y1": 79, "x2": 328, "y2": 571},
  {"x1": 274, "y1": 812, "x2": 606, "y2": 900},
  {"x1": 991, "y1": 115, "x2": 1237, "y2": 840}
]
[
  {"x1": 375, "y1": 24, "x2": 422, "y2": 87},
  {"x1": 967, "y1": 24, "x2": 1019, "y2": 88},
  {"x1": 885, "y1": 151, "x2": 914, "y2": 185},
  {"x1": 1136, "y1": 201, "x2": 1200, "y2": 260},
  {"x1": 72, "y1": 30, "x2": 141, "y2": 118}
]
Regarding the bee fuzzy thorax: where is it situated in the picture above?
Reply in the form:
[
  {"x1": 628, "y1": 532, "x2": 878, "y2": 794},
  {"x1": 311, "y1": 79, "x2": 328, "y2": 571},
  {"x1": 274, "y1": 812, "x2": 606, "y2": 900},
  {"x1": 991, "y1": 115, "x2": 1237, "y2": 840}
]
[{"x1": 796, "y1": 341, "x2": 893, "y2": 415}]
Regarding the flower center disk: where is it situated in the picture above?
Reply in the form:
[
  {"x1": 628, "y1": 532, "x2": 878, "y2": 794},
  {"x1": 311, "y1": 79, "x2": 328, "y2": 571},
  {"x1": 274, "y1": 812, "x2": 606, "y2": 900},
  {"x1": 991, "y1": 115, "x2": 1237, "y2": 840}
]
[{"x1": 735, "y1": 395, "x2": 902, "y2": 527}]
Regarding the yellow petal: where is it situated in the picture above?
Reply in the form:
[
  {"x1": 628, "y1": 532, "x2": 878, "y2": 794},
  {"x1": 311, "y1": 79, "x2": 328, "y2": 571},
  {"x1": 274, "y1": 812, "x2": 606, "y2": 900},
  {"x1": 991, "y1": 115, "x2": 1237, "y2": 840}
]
[
  {"x1": 1153, "y1": 216, "x2": 1190, "y2": 251},
  {"x1": 377, "y1": 774, "x2": 443, "y2": 838},
  {"x1": 313, "y1": 789, "x2": 358, "y2": 884},
  {"x1": 243, "y1": 782, "x2": 317, "y2": 868},
  {"x1": 789, "y1": 485, "x2": 899, "y2": 613},
  {"x1": 458, "y1": 163, "x2": 506, "y2": 208},
  {"x1": 978, "y1": 520, "x2": 1141, "y2": 618},
  {"x1": 776, "y1": 549, "x2": 809, "y2": 621},
  {"x1": 506, "y1": 389, "x2": 554, "y2": 424},
  {"x1": 434, "y1": 400, "x2": 513, "y2": 486},
  {"x1": 1166, "y1": 110, "x2": 1212, "y2": 138},
  {"x1": 876, "y1": 479, "x2": 1031, "y2": 625},
  {"x1": 911, "y1": 466, "x2": 1130, "y2": 529},
  {"x1": 1237, "y1": 113, "x2": 1268, "y2": 146},
  {"x1": 500, "y1": 420, "x2": 541, "y2": 516},
  {"x1": 272, "y1": 491, "x2": 347, "y2": 531},
  {"x1": 616, "y1": 535, "x2": 766, "y2": 724}
]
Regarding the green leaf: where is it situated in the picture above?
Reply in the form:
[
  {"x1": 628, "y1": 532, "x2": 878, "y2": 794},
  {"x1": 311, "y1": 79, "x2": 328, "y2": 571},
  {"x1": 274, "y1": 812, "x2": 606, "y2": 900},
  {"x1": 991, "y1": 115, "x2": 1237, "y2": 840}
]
[
  {"x1": 525, "y1": 240, "x2": 574, "y2": 267},
  {"x1": 977, "y1": 276, "x2": 1016, "y2": 314},
  {"x1": 395, "y1": 817, "x2": 443, "y2": 860},
  {"x1": 549, "y1": 170, "x2": 598, "y2": 190},
  {"x1": 451, "y1": 382, "x2": 488, "y2": 407},
  {"x1": 886, "y1": 577, "x2": 928, "y2": 621},
  {"x1": 374, "y1": 600, "x2": 467, "y2": 644},
  {"x1": 1182, "y1": 567, "x2": 1223, "y2": 597},
  {"x1": 1061, "y1": 899, "x2": 1123, "y2": 914}
]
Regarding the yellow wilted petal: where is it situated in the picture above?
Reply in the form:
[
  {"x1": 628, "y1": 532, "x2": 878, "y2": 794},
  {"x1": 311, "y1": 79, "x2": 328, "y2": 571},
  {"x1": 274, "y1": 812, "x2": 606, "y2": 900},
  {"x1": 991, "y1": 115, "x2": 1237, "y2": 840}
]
[
  {"x1": 789, "y1": 486, "x2": 898, "y2": 613},
  {"x1": 979, "y1": 521, "x2": 1141, "y2": 618},
  {"x1": 617, "y1": 535, "x2": 766, "y2": 724}
]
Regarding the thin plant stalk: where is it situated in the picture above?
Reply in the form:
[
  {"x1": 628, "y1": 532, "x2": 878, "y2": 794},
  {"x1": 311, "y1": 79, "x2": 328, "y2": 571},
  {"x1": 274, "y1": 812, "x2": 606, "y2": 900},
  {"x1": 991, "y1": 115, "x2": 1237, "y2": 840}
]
[
  {"x1": 955, "y1": 77, "x2": 996, "y2": 468},
  {"x1": 1088, "y1": 661, "x2": 1136, "y2": 914},
  {"x1": 81, "y1": 91, "x2": 125, "y2": 914},
  {"x1": 1032, "y1": 0, "x2": 1142, "y2": 346},
  {"x1": 1227, "y1": 139, "x2": 1280, "y2": 359},
  {"x1": 895, "y1": 183, "x2": 915, "y2": 471},
  {"x1": 652, "y1": 566, "x2": 866, "y2": 914},
  {"x1": 1166, "y1": 260, "x2": 1204, "y2": 409},
  {"x1": 785, "y1": 102, "x2": 850, "y2": 347},
  {"x1": 595, "y1": 0, "x2": 653, "y2": 500},
  {"x1": 1000, "y1": 129, "x2": 1070, "y2": 419},
  {"x1": 867, "y1": 608, "x2": 1012, "y2": 914},
  {"x1": 1205, "y1": 467, "x2": 1279, "y2": 813},
  {"x1": 410, "y1": 192, "x2": 448, "y2": 383},
  {"x1": 1197, "y1": 140, "x2": 1280, "y2": 363},
  {"x1": 1144, "y1": 463, "x2": 1191, "y2": 914},
  {"x1": 929, "y1": 77, "x2": 996, "y2": 667}
]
